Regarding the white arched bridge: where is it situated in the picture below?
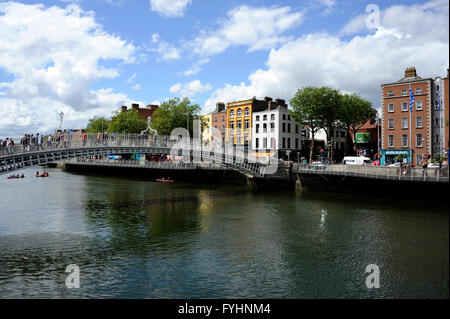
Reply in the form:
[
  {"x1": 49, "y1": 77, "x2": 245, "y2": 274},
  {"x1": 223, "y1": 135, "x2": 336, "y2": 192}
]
[{"x1": 0, "y1": 133, "x2": 281, "y2": 178}]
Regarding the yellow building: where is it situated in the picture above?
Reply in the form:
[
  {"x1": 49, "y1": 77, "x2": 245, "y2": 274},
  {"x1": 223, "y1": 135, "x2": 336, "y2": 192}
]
[
  {"x1": 200, "y1": 113, "x2": 213, "y2": 145},
  {"x1": 226, "y1": 99, "x2": 253, "y2": 146},
  {"x1": 226, "y1": 97, "x2": 272, "y2": 146}
]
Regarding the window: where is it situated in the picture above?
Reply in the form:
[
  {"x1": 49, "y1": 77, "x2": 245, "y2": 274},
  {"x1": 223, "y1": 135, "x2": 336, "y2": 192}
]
[
  {"x1": 388, "y1": 91, "x2": 394, "y2": 97},
  {"x1": 245, "y1": 107, "x2": 249, "y2": 116},
  {"x1": 237, "y1": 109, "x2": 242, "y2": 117},
  {"x1": 295, "y1": 138, "x2": 299, "y2": 149},
  {"x1": 402, "y1": 89, "x2": 407, "y2": 96},
  {"x1": 282, "y1": 114, "x2": 286, "y2": 120},
  {"x1": 255, "y1": 138, "x2": 259, "y2": 148},
  {"x1": 282, "y1": 137, "x2": 286, "y2": 148},
  {"x1": 402, "y1": 102, "x2": 408, "y2": 112},
  {"x1": 435, "y1": 118, "x2": 439, "y2": 126},
  {"x1": 388, "y1": 118, "x2": 394, "y2": 129},
  {"x1": 402, "y1": 134, "x2": 408, "y2": 147},
  {"x1": 287, "y1": 138, "x2": 291, "y2": 149},
  {"x1": 255, "y1": 115, "x2": 260, "y2": 121},
  {"x1": 416, "y1": 88, "x2": 422, "y2": 95},
  {"x1": 262, "y1": 114, "x2": 267, "y2": 121},
  {"x1": 236, "y1": 134, "x2": 241, "y2": 144},
  {"x1": 402, "y1": 117, "x2": 408, "y2": 129},
  {"x1": 244, "y1": 119, "x2": 249, "y2": 129},
  {"x1": 222, "y1": 125, "x2": 225, "y2": 132},
  {"x1": 416, "y1": 134, "x2": 423, "y2": 147},
  {"x1": 416, "y1": 116, "x2": 422, "y2": 128},
  {"x1": 416, "y1": 100, "x2": 423, "y2": 110},
  {"x1": 271, "y1": 114, "x2": 275, "y2": 121},
  {"x1": 416, "y1": 154, "x2": 423, "y2": 165},
  {"x1": 229, "y1": 134, "x2": 234, "y2": 144},
  {"x1": 287, "y1": 123, "x2": 291, "y2": 133},
  {"x1": 282, "y1": 123, "x2": 286, "y2": 133},
  {"x1": 222, "y1": 116, "x2": 225, "y2": 121},
  {"x1": 230, "y1": 121, "x2": 234, "y2": 129},
  {"x1": 237, "y1": 120, "x2": 242, "y2": 130},
  {"x1": 388, "y1": 103, "x2": 394, "y2": 112},
  {"x1": 435, "y1": 134, "x2": 439, "y2": 143},
  {"x1": 230, "y1": 110, "x2": 235, "y2": 118},
  {"x1": 255, "y1": 124, "x2": 259, "y2": 133},
  {"x1": 270, "y1": 123, "x2": 275, "y2": 133},
  {"x1": 288, "y1": 115, "x2": 291, "y2": 121},
  {"x1": 388, "y1": 135, "x2": 394, "y2": 148},
  {"x1": 263, "y1": 138, "x2": 267, "y2": 148},
  {"x1": 263, "y1": 123, "x2": 267, "y2": 133},
  {"x1": 295, "y1": 125, "x2": 299, "y2": 134}
]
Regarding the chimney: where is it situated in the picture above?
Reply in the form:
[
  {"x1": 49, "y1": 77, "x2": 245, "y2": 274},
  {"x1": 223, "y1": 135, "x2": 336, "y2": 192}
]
[
  {"x1": 215, "y1": 102, "x2": 225, "y2": 112},
  {"x1": 405, "y1": 67, "x2": 417, "y2": 78},
  {"x1": 121, "y1": 106, "x2": 127, "y2": 112},
  {"x1": 131, "y1": 103, "x2": 139, "y2": 110},
  {"x1": 146, "y1": 104, "x2": 159, "y2": 115}
]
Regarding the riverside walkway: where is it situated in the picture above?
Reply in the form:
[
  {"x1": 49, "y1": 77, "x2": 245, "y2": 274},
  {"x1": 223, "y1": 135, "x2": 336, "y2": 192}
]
[{"x1": 294, "y1": 163, "x2": 449, "y2": 183}]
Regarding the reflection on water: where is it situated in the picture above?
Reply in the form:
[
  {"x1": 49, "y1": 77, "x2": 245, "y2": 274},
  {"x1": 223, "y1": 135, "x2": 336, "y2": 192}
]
[{"x1": 0, "y1": 167, "x2": 448, "y2": 298}]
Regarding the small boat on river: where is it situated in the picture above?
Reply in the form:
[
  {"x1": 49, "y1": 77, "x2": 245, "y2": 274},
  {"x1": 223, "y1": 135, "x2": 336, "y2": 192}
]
[{"x1": 156, "y1": 178, "x2": 174, "y2": 183}]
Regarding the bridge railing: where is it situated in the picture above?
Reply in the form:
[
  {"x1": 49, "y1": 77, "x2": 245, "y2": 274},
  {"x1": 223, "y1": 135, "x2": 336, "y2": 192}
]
[
  {"x1": 294, "y1": 163, "x2": 449, "y2": 182},
  {"x1": 0, "y1": 133, "x2": 177, "y2": 156}
]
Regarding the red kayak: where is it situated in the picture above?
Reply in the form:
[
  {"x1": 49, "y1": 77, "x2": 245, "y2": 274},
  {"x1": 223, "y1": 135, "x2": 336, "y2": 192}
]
[{"x1": 156, "y1": 179, "x2": 174, "y2": 183}]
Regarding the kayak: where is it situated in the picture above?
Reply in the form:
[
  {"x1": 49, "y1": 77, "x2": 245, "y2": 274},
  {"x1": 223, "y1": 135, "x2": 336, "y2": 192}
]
[
  {"x1": 156, "y1": 179, "x2": 174, "y2": 183},
  {"x1": 8, "y1": 176, "x2": 24, "y2": 179},
  {"x1": 35, "y1": 174, "x2": 49, "y2": 177}
]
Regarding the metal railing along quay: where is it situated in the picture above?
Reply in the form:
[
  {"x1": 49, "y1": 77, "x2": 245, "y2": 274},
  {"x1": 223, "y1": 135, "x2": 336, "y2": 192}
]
[{"x1": 294, "y1": 163, "x2": 449, "y2": 183}]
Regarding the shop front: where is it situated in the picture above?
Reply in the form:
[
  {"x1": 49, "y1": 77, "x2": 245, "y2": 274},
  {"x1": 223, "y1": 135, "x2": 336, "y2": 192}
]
[{"x1": 380, "y1": 149, "x2": 413, "y2": 166}]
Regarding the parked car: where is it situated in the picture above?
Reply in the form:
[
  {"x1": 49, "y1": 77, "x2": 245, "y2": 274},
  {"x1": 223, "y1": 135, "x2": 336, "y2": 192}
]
[
  {"x1": 309, "y1": 161, "x2": 326, "y2": 168},
  {"x1": 427, "y1": 163, "x2": 440, "y2": 168}
]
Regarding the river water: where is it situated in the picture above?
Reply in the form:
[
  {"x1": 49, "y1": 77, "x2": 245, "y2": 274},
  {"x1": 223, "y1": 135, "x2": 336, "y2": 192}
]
[{"x1": 0, "y1": 167, "x2": 448, "y2": 298}]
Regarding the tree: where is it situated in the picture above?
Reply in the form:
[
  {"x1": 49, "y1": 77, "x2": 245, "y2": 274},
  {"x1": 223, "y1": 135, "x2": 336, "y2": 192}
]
[
  {"x1": 289, "y1": 87, "x2": 324, "y2": 163},
  {"x1": 338, "y1": 93, "x2": 377, "y2": 156},
  {"x1": 314, "y1": 87, "x2": 343, "y2": 161},
  {"x1": 108, "y1": 109, "x2": 148, "y2": 133},
  {"x1": 150, "y1": 97, "x2": 202, "y2": 136},
  {"x1": 85, "y1": 116, "x2": 111, "y2": 133}
]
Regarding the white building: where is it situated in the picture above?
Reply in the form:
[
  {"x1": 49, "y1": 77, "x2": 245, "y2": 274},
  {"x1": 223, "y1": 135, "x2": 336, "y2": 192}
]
[
  {"x1": 315, "y1": 127, "x2": 347, "y2": 152},
  {"x1": 251, "y1": 104, "x2": 309, "y2": 152}
]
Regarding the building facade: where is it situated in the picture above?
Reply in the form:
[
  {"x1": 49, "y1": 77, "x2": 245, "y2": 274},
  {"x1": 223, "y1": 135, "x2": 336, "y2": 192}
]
[
  {"x1": 211, "y1": 102, "x2": 226, "y2": 146},
  {"x1": 381, "y1": 67, "x2": 434, "y2": 165},
  {"x1": 121, "y1": 103, "x2": 159, "y2": 121},
  {"x1": 200, "y1": 113, "x2": 213, "y2": 146},
  {"x1": 251, "y1": 103, "x2": 309, "y2": 157},
  {"x1": 226, "y1": 97, "x2": 275, "y2": 146}
]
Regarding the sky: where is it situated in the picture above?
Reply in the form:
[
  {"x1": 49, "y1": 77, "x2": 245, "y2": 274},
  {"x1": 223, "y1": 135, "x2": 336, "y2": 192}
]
[{"x1": 0, "y1": 0, "x2": 448, "y2": 137}]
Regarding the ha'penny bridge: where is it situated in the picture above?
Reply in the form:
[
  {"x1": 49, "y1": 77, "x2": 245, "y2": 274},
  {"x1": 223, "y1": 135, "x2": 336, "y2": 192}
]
[{"x1": 1, "y1": 132, "x2": 448, "y2": 193}]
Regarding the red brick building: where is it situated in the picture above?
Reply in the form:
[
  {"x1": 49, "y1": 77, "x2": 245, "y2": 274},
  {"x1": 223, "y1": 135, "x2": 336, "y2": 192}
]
[
  {"x1": 211, "y1": 102, "x2": 226, "y2": 145},
  {"x1": 350, "y1": 117, "x2": 380, "y2": 158},
  {"x1": 381, "y1": 67, "x2": 434, "y2": 165},
  {"x1": 121, "y1": 103, "x2": 159, "y2": 120}
]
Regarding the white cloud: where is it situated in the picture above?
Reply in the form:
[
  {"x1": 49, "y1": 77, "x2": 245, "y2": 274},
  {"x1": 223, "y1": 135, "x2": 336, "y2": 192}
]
[
  {"x1": 188, "y1": 6, "x2": 304, "y2": 57},
  {"x1": 149, "y1": 0, "x2": 192, "y2": 18},
  {"x1": 0, "y1": 2, "x2": 136, "y2": 135},
  {"x1": 150, "y1": 33, "x2": 181, "y2": 62},
  {"x1": 181, "y1": 58, "x2": 210, "y2": 76},
  {"x1": 203, "y1": 0, "x2": 449, "y2": 114},
  {"x1": 132, "y1": 84, "x2": 141, "y2": 90},
  {"x1": 169, "y1": 80, "x2": 212, "y2": 97}
]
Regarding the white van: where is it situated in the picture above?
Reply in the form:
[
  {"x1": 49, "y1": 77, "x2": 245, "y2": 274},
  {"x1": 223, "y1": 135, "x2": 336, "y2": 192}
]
[{"x1": 342, "y1": 156, "x2": 372, "y2": 165}]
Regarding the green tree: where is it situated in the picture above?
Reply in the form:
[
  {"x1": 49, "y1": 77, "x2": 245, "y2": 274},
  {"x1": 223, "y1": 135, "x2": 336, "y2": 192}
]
[
  {"x1": 85, "y1": 116, "x2": 111, "y2": 133},
  {"x1": 289, "y1": 87, "x2": 325, "y2": 162},
  {"x1": 338, "y1": 93, "x2": 377, "y2": 155},
  {"x1": 108, "y1": 109, "x2": 148, "y2": 133},
  {"x1": 150, "y1": 97, "x2": 202, "y2": 136}
]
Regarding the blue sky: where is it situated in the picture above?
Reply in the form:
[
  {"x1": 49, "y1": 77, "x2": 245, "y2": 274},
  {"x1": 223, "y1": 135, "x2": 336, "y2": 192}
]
[{"x1": 0, "y1": 0, "x2": 448, "y2": 136}]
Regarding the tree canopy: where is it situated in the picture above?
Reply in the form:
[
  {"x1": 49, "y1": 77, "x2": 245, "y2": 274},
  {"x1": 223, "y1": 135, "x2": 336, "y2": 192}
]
[
  {"x1": 85, "y1": 116, "x2": 111, "y2": 133},
  {"x1": 150, "y1": 97, "x2": 202, "y2": 136},
  {"x1": 108, "y1": 109, "x2": 148, "y2": 133}
]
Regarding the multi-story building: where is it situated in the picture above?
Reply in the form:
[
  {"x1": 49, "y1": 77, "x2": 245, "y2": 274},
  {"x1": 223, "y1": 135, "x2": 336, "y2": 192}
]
[
  {"x1": 226, "y1": 97, "x2": 273, "y2": 146},
  {"x1": 432, "y1": 69, "x2": 449, "y2": 161},
  {"x1": 200, "y1": 113, "x2": 213, "y2": 145},
  {"x1": 380, "y1": 67, "x2": 435, "y2": 165},
  {"x1": 349, "y1": 117, "x2": 381, "y2": 158},
  {"x1": 251, "y1": 100, "x2": 309, "y2": 158},
  {"x1": 211, "y1": 102, "x2": 226, "y2": 146}
]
